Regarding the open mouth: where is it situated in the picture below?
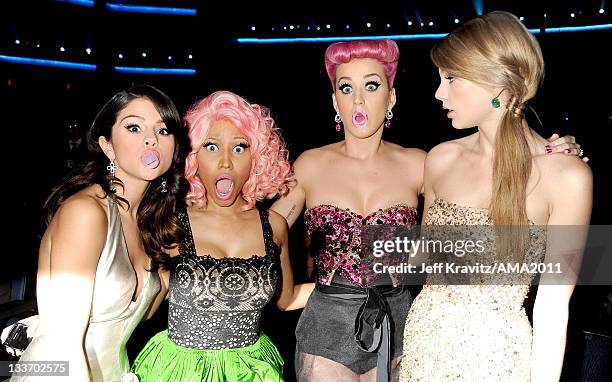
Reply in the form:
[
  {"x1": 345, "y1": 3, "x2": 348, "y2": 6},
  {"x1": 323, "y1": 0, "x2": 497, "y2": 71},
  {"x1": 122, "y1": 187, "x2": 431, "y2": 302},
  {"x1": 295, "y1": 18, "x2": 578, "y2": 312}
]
[
  {"x1": 214, "y1": 175, "x2": 234, "y2": 200},
  {"x1": 352, "y1": 111, "x2": 368, "y2": 128}
]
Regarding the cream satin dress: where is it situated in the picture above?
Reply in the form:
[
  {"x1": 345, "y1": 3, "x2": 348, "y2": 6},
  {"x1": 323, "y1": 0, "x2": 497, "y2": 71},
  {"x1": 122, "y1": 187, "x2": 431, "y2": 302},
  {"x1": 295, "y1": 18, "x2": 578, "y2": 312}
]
[{"x1": 12, "y1": 197, "x2": 160, "y2": 382}]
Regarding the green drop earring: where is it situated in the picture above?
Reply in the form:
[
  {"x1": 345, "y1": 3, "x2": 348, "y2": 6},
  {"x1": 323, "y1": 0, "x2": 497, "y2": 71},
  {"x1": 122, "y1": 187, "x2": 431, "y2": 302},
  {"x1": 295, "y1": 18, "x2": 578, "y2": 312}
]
[{"x1": 491, "y1": 89, "x2": 504, "y2": 108}]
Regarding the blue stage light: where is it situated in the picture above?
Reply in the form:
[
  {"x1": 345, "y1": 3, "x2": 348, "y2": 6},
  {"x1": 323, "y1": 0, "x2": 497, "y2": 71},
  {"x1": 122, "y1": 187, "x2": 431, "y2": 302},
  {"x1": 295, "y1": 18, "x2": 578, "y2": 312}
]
[
  {"x1": 55, "y1": 0, "x2": 94, "y2": 7},
  {"x1": 114, "y1": 66, "x2": 196, "y2": 75},
  {"x1": 236, "y1": 23, "x2": 611, "y2": 44},
  {"x1": 106, "y1": 3, "x2": 196, "y2": 16},
  {"x1": 0, "y1": 55, "x2": 96, "y2": 71}
]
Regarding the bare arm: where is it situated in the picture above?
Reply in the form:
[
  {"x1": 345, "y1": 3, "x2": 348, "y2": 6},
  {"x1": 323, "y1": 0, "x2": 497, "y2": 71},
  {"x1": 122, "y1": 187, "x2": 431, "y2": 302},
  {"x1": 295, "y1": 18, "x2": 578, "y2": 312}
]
[
  {"x1": 143, "y1": 243, "x2": 182, "y2": 320},
  {"x1": 271, "y1": 185, "x2": 305, "y2": 228},
  {"x1": 144, "y1": 267, "x2": 170, "y2": 320},
  {"x1": 271, "y1": 152, "x2": 313, "y2": 228},
  {"x1": 400, "y1": 147, "x2": 427, "y2": 197},
  {"x1": 407, "y1": 150, "x2": 440, "y2": 272},
  {"x1": 39, "y1": 196, "x2": 107, "y2": 381},
  {"x1": 270, "y1": 211, "x2": 314, "y2": 311},
  {"x1": 421, "y1": 149, "x2": 442, "y2": 224},
  {"x1": 531, "y1": 160, "x2": 592, "y2": 382}
]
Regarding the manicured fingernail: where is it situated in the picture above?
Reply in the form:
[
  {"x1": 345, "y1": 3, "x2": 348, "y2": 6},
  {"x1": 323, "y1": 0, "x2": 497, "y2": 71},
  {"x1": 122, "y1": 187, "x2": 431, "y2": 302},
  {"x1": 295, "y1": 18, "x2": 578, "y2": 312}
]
[
  {"x1": 565, "y1": 149, "x2": 570, "y2": 154},
  {"x1": 545, "y1": 145, "x2": 552, "y2": 154}
]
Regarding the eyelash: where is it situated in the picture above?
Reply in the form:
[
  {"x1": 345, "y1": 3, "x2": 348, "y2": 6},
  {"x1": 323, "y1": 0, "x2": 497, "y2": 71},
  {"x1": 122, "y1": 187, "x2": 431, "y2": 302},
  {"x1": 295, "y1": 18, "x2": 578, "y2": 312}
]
[
  {"x1": 365, "y1": 81, "x2": 381, "y2": 90},
  {"x1": 125, "y1": 124, "x2": 140, "y2": 132},
  {"x1": 338, "y1": 81, "x2": 381, "y2": 93},
  {"x1": 202, "y1": 142, "x2": 250, "y2": 149},
  {"x1": 124, "y1": 124, "x2": 170, "y2": 135},
  {"x1": 339, "y1": 83, "x2": 352, "y2": 92},
  {"x1": 444, "y1": 76, "x2": 455, "y2": 83}
]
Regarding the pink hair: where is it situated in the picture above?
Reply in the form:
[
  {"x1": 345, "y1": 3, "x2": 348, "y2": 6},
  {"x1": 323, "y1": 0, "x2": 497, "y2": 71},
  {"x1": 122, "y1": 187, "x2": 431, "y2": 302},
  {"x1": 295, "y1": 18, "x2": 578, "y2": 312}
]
[
  {"x1": 324, "y1": 39, "x2": 400, "y2": 88},
  {"x1": 183, "y1": 90, "x2": 294, "y2": 210}
]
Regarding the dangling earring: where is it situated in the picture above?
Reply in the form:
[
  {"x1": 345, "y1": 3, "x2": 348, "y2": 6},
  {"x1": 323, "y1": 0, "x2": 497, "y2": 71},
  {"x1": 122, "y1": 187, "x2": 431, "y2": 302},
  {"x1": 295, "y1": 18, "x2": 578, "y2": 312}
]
[
  {"x1": 160, "y1": 179, "x2": 167, "y2": 193},
  {"x1": 385, "y1": 109, "x2": 393, "y2": 128},
  {"x1": 106, "y1": 159, "x2": 116, "y2": 177},
  {"x1": 334, "y1": 113, "x2": 342, "y2": 132},
  {"x1": 106, "y1": 159, "x2": 117, "y2": 192},
  {"x1": 491, "y1": 89, "x2": 504, "y2": 108}
]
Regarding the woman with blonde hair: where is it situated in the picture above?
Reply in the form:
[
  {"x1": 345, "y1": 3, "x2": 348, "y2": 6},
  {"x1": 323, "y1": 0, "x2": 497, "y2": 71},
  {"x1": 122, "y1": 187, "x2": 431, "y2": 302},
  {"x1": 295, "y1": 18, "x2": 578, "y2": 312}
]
[{"x1": 400, "y1": 11, "x2": 592, "y2": 381}]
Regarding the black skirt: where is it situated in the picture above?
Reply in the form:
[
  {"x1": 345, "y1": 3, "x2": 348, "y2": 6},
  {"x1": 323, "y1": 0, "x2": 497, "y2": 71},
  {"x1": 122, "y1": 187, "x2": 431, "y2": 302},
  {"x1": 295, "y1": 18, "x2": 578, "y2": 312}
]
[{"x1": 295, "y1": 278, "x2": 412, "y2": 375}]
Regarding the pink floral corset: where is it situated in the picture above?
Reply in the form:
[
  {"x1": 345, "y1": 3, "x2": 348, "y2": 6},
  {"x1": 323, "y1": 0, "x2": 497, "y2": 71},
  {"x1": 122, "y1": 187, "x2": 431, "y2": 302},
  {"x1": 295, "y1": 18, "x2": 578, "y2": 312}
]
[{"x1": 304, "y1": 204, "x2": 418, "y2": 288}]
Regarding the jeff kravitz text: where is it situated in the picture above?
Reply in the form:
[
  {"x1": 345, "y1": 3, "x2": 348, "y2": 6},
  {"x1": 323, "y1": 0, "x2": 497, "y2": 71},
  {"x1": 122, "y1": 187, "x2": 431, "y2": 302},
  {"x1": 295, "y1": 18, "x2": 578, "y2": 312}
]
[{"x1": 374, "y1": 262, "x2": 563, "y2": 274}]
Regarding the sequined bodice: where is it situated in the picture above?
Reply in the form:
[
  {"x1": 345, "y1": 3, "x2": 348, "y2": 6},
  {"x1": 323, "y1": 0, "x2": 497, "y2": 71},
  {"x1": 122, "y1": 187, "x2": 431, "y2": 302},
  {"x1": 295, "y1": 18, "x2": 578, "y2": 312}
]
[
  {"x1": 304, "y1": 204, "x2": 418, "y2": 288},
  {"x1": 167, "y1": 208, "x2": 279, "y2": 350},
  {"x1": 421, "y1": 198, "x2": 546, "y2": 311}
]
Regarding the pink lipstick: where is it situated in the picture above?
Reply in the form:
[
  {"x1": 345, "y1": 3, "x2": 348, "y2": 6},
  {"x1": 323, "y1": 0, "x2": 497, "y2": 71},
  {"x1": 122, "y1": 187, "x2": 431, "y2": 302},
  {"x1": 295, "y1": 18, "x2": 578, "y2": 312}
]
[{"x1": 352, "y1": 110, "x2": 368, "y2": 128}]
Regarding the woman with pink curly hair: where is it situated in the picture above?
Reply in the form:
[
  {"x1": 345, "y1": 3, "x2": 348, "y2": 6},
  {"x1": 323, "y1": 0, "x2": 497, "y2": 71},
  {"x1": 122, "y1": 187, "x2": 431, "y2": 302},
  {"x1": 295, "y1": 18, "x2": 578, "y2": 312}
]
[{"x1": 132, "y1": 90, "x2": 314, "y2": 382}]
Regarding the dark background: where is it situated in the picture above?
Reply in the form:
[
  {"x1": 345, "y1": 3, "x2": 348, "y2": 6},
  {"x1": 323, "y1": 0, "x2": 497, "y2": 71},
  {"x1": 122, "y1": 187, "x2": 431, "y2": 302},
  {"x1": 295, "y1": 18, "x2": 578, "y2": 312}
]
[{"x1": 1, "y1": 1, "x2": 611, "y2": 380}]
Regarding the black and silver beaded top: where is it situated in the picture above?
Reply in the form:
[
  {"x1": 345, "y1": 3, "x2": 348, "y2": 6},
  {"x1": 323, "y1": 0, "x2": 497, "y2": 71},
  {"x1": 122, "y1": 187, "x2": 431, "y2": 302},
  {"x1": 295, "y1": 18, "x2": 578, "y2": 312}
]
[{"x1": 167, "y1": 207, "x2": 280, "y2": 350}]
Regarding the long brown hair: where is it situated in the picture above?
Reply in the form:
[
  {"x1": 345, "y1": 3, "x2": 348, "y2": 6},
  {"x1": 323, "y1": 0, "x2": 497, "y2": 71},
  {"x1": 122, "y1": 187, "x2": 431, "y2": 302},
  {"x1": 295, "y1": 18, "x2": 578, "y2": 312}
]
[
  {"x1": 45, "y1": 85, "x2": 189, "y2": 271},
  {"x1": 431, "y1": 11, "x2": 544, "y2": 258}
]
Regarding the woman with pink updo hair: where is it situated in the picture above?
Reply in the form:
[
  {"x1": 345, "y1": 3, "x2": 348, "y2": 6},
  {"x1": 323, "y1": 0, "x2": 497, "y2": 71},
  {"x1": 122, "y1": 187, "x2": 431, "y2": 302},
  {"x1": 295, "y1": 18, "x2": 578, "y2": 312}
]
[
  {"x1": 271, "y1": 39, "x2": 582, "y2": 382},
  {"x1": 324, "y1": 39, "x2": 400, "y2": 89},
  {"x1": 271, "y1": 38, "x2": 421, "y2": 382},
  {"x1": 132, "y1": 90, "x2": 314, "y2": 382}
]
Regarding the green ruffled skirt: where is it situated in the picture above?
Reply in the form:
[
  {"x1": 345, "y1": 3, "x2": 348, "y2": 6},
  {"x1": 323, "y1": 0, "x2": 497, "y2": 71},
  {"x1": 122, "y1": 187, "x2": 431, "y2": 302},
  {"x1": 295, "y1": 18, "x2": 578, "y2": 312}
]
[{"x1": 132, "y1": 330, "x2": 284, "y2": 382}]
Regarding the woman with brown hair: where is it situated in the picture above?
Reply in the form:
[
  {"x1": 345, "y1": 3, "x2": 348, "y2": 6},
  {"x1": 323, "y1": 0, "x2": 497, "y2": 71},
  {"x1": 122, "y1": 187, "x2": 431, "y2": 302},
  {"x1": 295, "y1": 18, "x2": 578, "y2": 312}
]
[{"x1": 9, "y1": 85, "x2": 189, "y2": 381}]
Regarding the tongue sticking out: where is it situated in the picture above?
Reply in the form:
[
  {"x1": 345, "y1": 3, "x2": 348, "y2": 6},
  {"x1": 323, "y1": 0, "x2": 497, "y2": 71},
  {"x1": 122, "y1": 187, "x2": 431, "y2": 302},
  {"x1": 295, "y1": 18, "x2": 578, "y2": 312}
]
[
  {"x1": 216, "y1": 178, "x2": 233, "y2": 195},
  {"x1": 141, "y1": 150, "x2": 160, "y2": 169}
]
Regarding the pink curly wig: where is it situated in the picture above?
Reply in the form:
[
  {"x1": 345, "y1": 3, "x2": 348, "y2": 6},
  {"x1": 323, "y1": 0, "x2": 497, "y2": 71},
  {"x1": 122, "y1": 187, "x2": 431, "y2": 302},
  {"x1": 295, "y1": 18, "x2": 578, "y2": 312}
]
[
  {"x1": 184, "y1": 90, "x2": 294, "y2": 210},
  {"x1": 324, "y1": 39, "x2": 400, "y2": 88}
]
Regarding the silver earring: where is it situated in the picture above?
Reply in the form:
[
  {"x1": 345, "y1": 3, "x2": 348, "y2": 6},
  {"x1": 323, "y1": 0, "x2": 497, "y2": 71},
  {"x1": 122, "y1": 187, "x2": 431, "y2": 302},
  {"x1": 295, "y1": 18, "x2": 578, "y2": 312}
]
[
  {"x1": 106, "y1": 160, "x2": 117, "y2": 192},
  {"x1": 385, "y1": 110, "x2": 393, "y2": 128},
  {"x1": 106, "y1": 160, "x2": 116, "y2": 177},
  {"x1": 334, "y1": 113, "x2": 342, "y2": 132},
  {"x1": 161, "y1": 179, "x2": 167, "y2": 193}
]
